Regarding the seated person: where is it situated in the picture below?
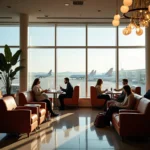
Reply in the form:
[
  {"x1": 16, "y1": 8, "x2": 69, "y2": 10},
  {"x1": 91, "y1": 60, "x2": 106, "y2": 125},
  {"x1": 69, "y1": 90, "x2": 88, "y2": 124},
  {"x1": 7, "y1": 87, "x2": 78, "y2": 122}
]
[
  {"x1": 58, "y1": 77, "x2": 73, "y2": 110},
  {"x1": 114, "y1": 78, "x2": 128, "y2": 102},
  {"x1": 95, "y1": 79, "x2": 110, "y2": 101},
  {"x1": 32, "y1": 78, "x2": 59, "y2": 117},
  {"x1": 105, "y1": 85, "x2": 135, "y2": 126}
]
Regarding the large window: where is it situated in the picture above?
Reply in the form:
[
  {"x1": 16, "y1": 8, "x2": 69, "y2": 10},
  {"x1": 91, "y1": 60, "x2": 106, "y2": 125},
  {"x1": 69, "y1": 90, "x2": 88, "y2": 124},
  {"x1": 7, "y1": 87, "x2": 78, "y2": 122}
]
[
  {"x1": 0, "y1": 25, "x2": 20, "y2": 94},
  {"x1": 27, "y1": 24, "x2": 146, "y2": 97},
  {"x1": 88, "y1": 49, "x2": 116, "y2": 97},
  {"x1": 0, "y1": 26, "x2": 19, "y2": 46},
  {"x1": 28, "y1": 48, "x2": 55, "y2": 90},
  {"x1": 57, "y1": 49, "x2": 86, "y2": 97},
  {"x1": 119, "y1": 48, "x2": 145, "y2": 95},
  {"x1": 57, "y1": 25, "x2": 86, "y2": 46},
  {"x1": 88, "y1": 26, "x2": 116, "y2": 46},
  {"x1": 119, "y1": 27, "x2": 145, "y2": 46},
  {"x1": 28, "y1": 26, "x2": 55, "y2": 46},
  {"x1": 0, "y1": 48, "x2": 20, "y2": 94}
]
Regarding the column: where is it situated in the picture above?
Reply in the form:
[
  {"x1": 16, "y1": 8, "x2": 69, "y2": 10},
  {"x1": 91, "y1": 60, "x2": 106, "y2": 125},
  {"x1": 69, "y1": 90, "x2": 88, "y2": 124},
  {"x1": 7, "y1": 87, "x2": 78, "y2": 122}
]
[
  {"x1": 20, "y1": 14, "x2": 28, "y2": 91},
  {"x1": 146, "y1": 27, "x2": 150, "y2": 91}
]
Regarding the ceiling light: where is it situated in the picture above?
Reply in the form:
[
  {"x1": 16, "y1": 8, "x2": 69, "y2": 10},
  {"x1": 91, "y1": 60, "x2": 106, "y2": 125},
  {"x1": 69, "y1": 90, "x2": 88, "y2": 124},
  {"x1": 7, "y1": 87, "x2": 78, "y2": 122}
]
[
  {"x1": 65, "y1": 3, "x2": 69, "y2": 6},
  {"x1": 112, "y1": 0, "x2": 150, "y2": 36}
]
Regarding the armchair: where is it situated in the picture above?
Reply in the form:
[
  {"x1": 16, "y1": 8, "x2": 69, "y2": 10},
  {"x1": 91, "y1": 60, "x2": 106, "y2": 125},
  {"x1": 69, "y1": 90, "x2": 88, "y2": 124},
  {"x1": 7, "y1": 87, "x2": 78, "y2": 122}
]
[
  {"x1": 0, "y1": 96, "x2": 38, "y2": 137},
  {"x1": 90, "y1": 86, "x2": 106, "y2": 107},
  {"x1": 19, "y1": 91, "x2": 47, "y2": 125},
  {"x1": 64, "y1": 86, "x2": 79, "y2": 107}
]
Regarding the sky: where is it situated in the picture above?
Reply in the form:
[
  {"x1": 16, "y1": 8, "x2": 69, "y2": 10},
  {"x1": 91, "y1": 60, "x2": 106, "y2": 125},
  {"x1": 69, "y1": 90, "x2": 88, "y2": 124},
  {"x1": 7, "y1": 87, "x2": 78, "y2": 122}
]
[{"x1": 0, "y1": 26, "x2": 146, "y2": 73}]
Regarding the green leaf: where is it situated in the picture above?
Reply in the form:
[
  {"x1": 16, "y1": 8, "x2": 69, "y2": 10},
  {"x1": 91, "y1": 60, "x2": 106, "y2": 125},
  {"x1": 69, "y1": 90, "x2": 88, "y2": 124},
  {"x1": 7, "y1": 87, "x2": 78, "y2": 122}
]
[
  {"x1": 0, "y1": 53, "x2": 7, "y2": 71},
  {"x1": 11, "y1": 50, "x2": 22, "y2": 66},
  {"x1": 4, "y1": 45, "x2": 12, "y2": 62},
  {"x1": 9, "y1": 66, "x2": 25, "y2": 78}
]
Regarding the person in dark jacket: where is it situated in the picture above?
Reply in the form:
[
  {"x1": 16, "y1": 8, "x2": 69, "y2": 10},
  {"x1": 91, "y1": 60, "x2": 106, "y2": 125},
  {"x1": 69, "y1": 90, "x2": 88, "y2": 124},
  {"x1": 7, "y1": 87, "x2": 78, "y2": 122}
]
[{"x1": 59, "y1": 77, "x2": 73, "y2": 110}]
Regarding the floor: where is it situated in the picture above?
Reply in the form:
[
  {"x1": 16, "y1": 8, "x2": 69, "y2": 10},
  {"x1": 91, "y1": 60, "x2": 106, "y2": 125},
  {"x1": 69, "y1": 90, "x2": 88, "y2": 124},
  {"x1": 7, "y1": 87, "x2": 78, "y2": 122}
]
[{"x1": 0, "y1": 108, "x2": 150, "y2": 150}]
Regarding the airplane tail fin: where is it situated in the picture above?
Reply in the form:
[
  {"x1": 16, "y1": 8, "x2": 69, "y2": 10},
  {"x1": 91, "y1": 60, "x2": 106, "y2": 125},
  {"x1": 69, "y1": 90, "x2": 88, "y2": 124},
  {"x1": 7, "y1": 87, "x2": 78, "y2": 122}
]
[
  {"x1": 105, "y1": 68, "x2": 113, "y2": 76},
  {"x1": 48, "y1": 70, "x2": 52, "y2": 75},
  {"x1": 89, "y1": 70, "x2": 94, "y2": 76},
  {"x1": 93, "y1": 70, "x2": 96, "y2": 75}
]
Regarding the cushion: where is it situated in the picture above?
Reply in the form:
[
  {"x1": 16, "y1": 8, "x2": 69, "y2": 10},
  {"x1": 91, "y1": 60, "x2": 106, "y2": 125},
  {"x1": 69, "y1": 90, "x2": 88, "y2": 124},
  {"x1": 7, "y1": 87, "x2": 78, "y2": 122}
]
[
  {"x1": 31, "y1": 114, "x2": 38, "y2": 123},
  {"x1": 39, "y1": 108, "x2": 46, "y2": 117}
]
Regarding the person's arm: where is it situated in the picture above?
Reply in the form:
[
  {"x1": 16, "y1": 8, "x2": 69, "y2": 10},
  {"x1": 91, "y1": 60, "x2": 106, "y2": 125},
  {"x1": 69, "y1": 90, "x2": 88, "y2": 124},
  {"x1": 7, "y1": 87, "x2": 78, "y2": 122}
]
[
  {"x1": 118, "y1": 94, "x2": 135, "y2": 109},
  {"x1": 33, "y1": 86, "x2": 47, "y2": 95}
]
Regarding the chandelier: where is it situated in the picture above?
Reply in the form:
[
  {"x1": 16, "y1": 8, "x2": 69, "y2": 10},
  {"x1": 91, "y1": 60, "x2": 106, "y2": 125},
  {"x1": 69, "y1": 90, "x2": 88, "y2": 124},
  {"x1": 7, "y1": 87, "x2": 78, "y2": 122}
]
[{"x1": 112, "y1": 0, "x2": 150, "y2": 36}]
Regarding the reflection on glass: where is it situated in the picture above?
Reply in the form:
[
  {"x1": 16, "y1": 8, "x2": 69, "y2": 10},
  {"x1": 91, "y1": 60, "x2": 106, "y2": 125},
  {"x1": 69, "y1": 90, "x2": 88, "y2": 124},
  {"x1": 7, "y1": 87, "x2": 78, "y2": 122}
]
[
  {"x1": 28, "y1": 48, "x2": 55, "y2": 90},
  {"x1": 119, "y1": 48, "x2": 145, "y2": 95},
  {"x1": 88, "y1": 49, "x2": 116, "y2": 97},
  {"x1": 57, "y1": 49, "x2": 85, "y2": 97},
  {"x1": 88, "y1": 26, "x2": 116, "y2": 46}
]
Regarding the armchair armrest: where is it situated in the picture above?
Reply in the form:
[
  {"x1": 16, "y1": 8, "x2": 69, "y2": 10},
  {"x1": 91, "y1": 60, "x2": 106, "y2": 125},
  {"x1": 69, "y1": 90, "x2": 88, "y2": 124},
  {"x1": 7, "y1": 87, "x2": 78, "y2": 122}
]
[
  {"x1": 119, "y1": 109, "x2": 139, "y2": 113},
  {"x1": 16, "y1": 106, "x2": 38, "y2": 114},
  {"x1": 5, "y1": 110, "x2": 31, "y2": 124},
  {"x1": 119, "y1": 113, "x2": 146, "y2": 127},
  {"x1": 27, "y1": 102, "x2": 46, "y2": 109}
]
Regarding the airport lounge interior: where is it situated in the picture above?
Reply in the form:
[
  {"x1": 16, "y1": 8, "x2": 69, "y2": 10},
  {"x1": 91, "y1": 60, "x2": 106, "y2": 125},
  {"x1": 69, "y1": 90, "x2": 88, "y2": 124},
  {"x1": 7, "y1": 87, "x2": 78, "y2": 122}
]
[{"x1": 1, "y1": 0, "x2": 150, "y2": 149}]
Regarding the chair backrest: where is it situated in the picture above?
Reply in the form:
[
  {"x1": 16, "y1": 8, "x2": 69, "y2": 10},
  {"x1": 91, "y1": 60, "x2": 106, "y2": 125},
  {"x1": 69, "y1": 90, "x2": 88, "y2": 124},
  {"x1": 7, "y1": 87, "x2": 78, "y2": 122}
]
[
  {"x1": 90, "y1": 86, "x2": 97, "y2": 100},
  {"x1": 137, "y1": 97, "x2": 150, "y2": 114},
  {"x1": 19, "y1": 91, "x2": 35, "y2": 106},
  {"x1": 132, "y1": 86, "x2": 141, "y2": 95},
  {"x1": 72, "y1": 86, "x2": 79, "y2": 102},
  {"x1": 0, "y1": 96, "x2": 17, "y2": 112},
  {"x1": 133, "y1": 93, "x2": 143, "y2": 110}
]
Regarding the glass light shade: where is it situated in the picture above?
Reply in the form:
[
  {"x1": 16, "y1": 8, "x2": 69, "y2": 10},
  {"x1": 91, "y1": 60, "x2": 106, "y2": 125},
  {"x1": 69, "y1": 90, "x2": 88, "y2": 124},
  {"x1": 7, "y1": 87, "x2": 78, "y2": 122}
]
[
  {"x1": 148, "y1": 5, "x2": 150, "y2": 12},
  {"x1": 120, "y1": 5, "x2": 129, "y2": 13},
  {"x1": 123, "y1": 27, "x2": 131, "y2": 35},
  {"x1": 112, "y1": 20, "x2": 120, "y2": 26},
  {"x1": 136, "y1": 27, "x2": 143, "y2": 36},
  {"x1": 128, "y1": 23, "x2": 135, "y2": 29},
  {"x1": 123, "y1": 0, "x2": 133, "y2": 7},
  {"x1": 145, "y1": 14, "x2": 150, "y2": 20},
  {"x1": 114, "y1": 14, "x2": 121, "y2": 20}
]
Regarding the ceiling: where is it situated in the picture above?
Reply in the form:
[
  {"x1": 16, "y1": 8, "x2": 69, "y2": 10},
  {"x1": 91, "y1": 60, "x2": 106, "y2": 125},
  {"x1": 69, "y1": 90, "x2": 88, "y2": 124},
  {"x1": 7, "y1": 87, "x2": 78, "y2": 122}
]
[{"x1": 0, "y1": 0, "x2": 127, "y2": 23}]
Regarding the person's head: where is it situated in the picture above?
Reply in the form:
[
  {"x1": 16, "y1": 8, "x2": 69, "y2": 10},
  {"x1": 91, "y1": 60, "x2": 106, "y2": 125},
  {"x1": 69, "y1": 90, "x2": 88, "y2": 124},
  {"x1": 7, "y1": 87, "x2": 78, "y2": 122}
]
[
  {"x1": 122, "y1": 79, "x2": 128, "y2": 86},
  {"x1": 64, "y1": 77, "x2": 69, "y2": 84},
  {"x1": 96, "y1": 79, "x2": 103, "y2": 86},
  {"x1": 31, "y1": 78, "x2": 40, "y2": 90},
  {"x1": 123, "y1": 85, "x2": 132, "y2": 96}
]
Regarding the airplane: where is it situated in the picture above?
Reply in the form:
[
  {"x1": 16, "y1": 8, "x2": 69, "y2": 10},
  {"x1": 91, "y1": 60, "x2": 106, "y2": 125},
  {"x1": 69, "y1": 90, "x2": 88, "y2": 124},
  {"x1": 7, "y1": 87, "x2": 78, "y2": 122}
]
[
  {"x1": 88, "y1": 68, "x2": 114, "y2": 81},
  {"x1": 70, "y1": 70, "x2": 96, "y2": 80},
  {"x1": 35, "y1": 70, "x2": 52, "y2": 78}
]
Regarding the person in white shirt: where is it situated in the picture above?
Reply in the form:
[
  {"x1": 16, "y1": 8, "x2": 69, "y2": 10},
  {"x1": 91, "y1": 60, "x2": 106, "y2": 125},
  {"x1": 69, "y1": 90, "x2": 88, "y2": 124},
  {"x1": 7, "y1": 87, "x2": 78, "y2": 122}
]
[
  {"x1": 32, "y1": 78, "x2": 59, "y2": 117},
  {"x1": 105, "y1": 85, "x2": 135, "y2": 126}
]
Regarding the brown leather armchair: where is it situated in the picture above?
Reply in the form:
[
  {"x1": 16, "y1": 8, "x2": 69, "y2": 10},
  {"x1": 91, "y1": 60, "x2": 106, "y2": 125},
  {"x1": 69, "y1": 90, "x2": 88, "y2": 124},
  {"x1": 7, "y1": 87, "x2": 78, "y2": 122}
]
[
  {"x1": 19, "y1": 91, "x2": 47, "y2": 125},
  {"x1": 64, "y1": 86, "x2": 79, "y2": 107},
  {"x1": 90, "y1": 86, "x2": 106, "y2": 107},
  {"x1": 112, "y1": 94, "x2": 150, "y2": 139},
  {"x1": 132, "y1": 86, "x2": 141, "y2": 95},
  {"x1": 0, "y1": 96, "x2": 38, "y2": 137}
]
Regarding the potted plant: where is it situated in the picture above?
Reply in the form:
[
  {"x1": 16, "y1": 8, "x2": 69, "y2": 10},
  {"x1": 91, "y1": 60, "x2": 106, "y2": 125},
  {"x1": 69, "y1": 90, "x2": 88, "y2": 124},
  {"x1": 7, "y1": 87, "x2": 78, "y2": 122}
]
[{"x1": 0, "y1": 45, "x2": 24, "y2": 96}]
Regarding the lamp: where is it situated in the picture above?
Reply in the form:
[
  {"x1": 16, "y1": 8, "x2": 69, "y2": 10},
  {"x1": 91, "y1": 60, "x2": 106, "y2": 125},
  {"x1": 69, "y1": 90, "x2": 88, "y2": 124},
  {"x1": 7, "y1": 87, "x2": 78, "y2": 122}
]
[{"x1": 112, "y1": 0, "x2": 150, "y2": 36}]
